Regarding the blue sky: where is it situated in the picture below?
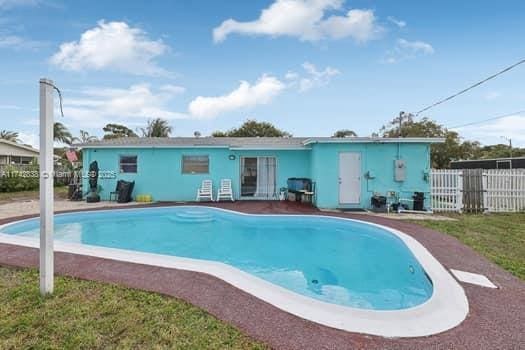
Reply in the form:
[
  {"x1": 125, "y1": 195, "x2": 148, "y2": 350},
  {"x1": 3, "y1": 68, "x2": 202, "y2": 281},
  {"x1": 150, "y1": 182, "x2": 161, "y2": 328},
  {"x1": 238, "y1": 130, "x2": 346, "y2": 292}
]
[{"x1": 1, "y1": 0, "x2": 525, "y2": 147}]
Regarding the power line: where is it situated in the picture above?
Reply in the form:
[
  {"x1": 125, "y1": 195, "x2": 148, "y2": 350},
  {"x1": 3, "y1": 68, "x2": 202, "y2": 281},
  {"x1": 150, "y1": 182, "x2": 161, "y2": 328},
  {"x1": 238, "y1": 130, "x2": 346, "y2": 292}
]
[
  {"x1": 448, "y1": 110, "x2": 525, "y2": 129},
  {"x1": 415, "y1": 58, "x2": 525, "y2": 116}
]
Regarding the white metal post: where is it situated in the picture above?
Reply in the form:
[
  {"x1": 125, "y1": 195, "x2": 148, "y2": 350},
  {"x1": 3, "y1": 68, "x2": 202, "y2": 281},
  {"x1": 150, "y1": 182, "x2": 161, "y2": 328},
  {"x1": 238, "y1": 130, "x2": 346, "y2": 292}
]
[{"x1": 39, "y1": 78, "x2": 54, "y2": 295}]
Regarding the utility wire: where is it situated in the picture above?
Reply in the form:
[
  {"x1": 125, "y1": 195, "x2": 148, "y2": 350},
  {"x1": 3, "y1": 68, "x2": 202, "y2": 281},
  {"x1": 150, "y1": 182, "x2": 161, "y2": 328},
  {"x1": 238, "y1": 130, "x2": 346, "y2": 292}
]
[
  {"x1": 448, "y1": 110, "x2": 525, "y2": 129},
  {"x1": 415, "y1": 58, "x2": 525, "y2": 116},
  {"x1": 41, "y1": 80, "x2": 64, "y2": 118}
]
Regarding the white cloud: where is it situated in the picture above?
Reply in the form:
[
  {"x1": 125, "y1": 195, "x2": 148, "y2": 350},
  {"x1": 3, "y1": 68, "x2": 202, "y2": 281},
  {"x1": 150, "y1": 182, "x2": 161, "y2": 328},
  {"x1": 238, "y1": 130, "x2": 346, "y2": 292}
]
[
  {"x1": 294, "y1": 61, "x2": 339, "y2": 91},
  {"x1": 50, "y1": 21, "x2": 169, "y2": 76},
  {"x1": 397, "y1": 38, "x2": 434, "y2": 54},
  {"x1": 0, "y1": 34, "x2": 44, "y2": 50},
  {"x1": 188, "y1": 62, "x2": 338, "y2": 118},
  {"x1": 159, "y1": 84, "x2": 186, "y2": 95},
  {"x1": 213, "y1": 0, "x2": 381, "y2": 43},
  {"x1": 63, "y1": 83, "x2": 187, "y2": 128},
  {"x1": 387, "y1": 16, "x2": 406, "y2": 28},
  {"x1": 455, "y1": 115, "x2": 525, "y2": 146},
  {"x1": 17, "y1": 132, "x2": 38, "y2": 149},
  {"x1": 384, "y1": 38, "x2": 434, "y2": 63},
  {"x1": 188, "y1": 75, "x2": 285, "y2": 118}
]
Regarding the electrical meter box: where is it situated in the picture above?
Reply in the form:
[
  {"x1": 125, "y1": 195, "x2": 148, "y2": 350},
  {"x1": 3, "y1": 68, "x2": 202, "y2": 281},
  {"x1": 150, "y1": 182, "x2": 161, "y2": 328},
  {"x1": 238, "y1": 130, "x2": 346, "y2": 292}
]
[{"x1": 394, "y1": 159, "x2": 406, "y2": 182}]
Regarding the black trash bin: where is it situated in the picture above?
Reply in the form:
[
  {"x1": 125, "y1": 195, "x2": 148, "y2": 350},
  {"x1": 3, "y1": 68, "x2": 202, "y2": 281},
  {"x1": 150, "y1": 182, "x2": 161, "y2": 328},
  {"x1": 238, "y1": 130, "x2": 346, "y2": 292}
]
[{"x1": 412, "y1": 192, "x2": 425, "y2": 211}]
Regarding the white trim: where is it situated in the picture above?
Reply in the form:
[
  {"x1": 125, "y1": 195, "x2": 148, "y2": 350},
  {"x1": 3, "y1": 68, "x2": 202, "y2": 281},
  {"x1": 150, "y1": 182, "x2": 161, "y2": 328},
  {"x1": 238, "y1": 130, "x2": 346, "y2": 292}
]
[
  {"x1": 81, "y1": 145, "x2": 230, "y2": 149},
  {"x1": 303, "y1": 137, "x2": 446, "y2": 145},
  {"x1": 78, "y1": 137, "x2": 444, "y2": 150},
  {"x1": 229, "y1": 147, "x2": 309, "y2": 151},
  {"x1": 82, "y1": 145, "x2": 308, "y2": 151},
  {"x1": 0, "y1": 206, "x2": 468, "y2": 338}
]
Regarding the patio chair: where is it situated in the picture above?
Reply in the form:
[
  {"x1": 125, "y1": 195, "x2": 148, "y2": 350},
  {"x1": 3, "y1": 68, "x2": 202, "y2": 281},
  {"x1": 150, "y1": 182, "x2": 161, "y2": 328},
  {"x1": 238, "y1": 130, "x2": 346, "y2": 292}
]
[
  {"x1": 217, "y1": 179, "x2": 234, "y2": 202},
  {"x1": 110, "y1": 180, "x2": 135, "y2": 203},
  {"x1": 196, "y1": 179, "x2": 214, "y2": 201}
]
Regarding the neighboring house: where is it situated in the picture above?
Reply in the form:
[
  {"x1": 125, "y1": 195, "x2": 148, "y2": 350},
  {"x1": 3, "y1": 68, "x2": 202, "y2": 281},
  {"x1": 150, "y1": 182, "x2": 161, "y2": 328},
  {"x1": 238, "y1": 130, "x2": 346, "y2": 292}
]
[
  {"x1": 79, "y1": 137, "x2": 443, "y2": 209},
  {"x1": 451, "y1": 157, "x2": 525, "y2": 169},
  {"x1": 0, "y1": 139, "x2": 39, "y2": 165}
]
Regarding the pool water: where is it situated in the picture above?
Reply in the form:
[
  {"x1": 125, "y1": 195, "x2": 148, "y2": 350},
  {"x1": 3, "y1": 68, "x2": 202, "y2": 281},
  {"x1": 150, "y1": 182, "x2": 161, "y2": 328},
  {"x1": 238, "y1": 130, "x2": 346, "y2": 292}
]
[{"x1": 0, "y1": 207, "x2": 433, "y2": 310}]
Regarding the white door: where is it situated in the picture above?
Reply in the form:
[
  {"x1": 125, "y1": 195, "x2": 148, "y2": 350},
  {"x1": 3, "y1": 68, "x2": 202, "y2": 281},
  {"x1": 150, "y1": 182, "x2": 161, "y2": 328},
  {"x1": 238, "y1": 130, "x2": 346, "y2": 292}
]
[{"x1": 339, "y1": 152, "x2": 361, "y2": 204}]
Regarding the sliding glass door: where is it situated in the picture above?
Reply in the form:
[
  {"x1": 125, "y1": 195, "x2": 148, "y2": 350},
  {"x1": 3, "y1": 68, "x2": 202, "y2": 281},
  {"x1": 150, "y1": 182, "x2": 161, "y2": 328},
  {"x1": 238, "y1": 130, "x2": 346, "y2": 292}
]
[{"x1": 240, "y1": 157, "x2": 277, "y2": 198}]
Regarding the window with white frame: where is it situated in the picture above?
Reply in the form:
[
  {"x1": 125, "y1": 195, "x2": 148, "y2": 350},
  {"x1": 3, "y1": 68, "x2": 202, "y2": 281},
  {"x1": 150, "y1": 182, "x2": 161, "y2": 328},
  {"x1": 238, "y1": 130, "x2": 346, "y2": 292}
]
[
  {"x1": 119, "y1": 155, "x2": 137, "y2": 173},
  {"x1": 182, "y1": 155, "x2": 209, "y2": 174}
]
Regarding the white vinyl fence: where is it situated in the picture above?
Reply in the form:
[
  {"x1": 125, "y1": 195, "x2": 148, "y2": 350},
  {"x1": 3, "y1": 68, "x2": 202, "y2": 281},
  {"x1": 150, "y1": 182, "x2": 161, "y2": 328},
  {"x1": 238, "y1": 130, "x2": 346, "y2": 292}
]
[
  {"x1": 431, "y1": 169, "x2": 525, "y2": 213},
  {"x1": 484, "y1": 170, "x2": 525, "y2": 212},
  {"x1": 430, "y1": 169, "x2": 463, "y2": 212}
]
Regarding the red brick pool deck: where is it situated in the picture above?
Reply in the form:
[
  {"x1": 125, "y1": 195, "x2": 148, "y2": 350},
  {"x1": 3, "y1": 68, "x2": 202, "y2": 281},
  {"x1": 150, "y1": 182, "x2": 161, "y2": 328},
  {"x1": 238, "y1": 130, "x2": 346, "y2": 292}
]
[{"x1": 0, "y1": 201, "x2": 524, "y2": 349}]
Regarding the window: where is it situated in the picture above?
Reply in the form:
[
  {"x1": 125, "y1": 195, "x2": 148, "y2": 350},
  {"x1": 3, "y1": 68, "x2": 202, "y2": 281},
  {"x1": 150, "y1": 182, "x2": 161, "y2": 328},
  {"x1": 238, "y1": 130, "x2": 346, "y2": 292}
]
[
  {"x1": 182, "y1": 155, "x2": 209, "y2": 174},
  {"x1": 119, "y1": 155, "x2": 137, "y2": 173},
  {"x1": 496, "y1": 160, "x2": 511, "y2": 169},
  {"x1": 9, "y1": 156, "x2": 32, "y2": 164}
]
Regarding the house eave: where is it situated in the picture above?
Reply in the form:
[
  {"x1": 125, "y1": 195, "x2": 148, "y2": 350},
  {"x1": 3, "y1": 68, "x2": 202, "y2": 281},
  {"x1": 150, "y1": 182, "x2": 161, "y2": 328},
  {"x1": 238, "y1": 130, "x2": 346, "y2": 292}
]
[
  {"x1": 0, "y1": 139, "x2": 39, "y2": 154},
  {"x1": 228, "y1": 147, "x2": 310, "y2": 151},
  {"x1": 303, "y1": 137, "x2": 446, "y2": 145},
  {"x1": 78, "y1": 145, "x2": 231, "y2": 149}
]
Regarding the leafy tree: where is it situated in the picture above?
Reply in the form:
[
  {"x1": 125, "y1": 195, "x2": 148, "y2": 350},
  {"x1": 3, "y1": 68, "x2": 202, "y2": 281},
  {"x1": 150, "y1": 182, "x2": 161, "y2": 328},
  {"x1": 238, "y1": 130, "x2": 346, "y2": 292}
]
[
  {"x1": 140, "y1": 118, "x2": 172, "y2": 137},
  {"x1": 53, "y1": 122, "x2": 73, "y2": 144},
  {"x1": 212, "y1": 120, "x2": 291, "y2": 137},
  {"x1": 103, "y1": 123, "x2": 138, "y2": 140},
  {"x1": 72, "y1": 130, "x2": 98, "y2": 144},
  {"x1": 0, "y1": 130, "x2": 20, "y2": 142},
  {"x1": 477, "y1": 144, "x2": 525, "y2": 159},
  {"x1": 332, "y1": 129, "x2": 357, "y2": 138}
]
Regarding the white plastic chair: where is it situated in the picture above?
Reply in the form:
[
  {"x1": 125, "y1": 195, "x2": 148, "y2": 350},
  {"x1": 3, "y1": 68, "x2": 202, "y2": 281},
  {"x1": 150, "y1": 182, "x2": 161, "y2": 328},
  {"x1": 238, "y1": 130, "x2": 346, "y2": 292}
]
[
  {"x1": 217, "y1": 179, "x2": 234, "y2": 202},
  {"x1": 196, "y1": 180, "x2": 214, "y2": 201}
]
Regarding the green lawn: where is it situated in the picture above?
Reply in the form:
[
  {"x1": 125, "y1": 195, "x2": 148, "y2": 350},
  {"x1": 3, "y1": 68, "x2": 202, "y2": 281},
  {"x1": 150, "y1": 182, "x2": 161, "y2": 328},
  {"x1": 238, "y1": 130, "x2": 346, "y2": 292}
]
[
  {"x1": 0, "y1": 186, "x2": 68, "y2": 204},
  {"x1": 0, "y1": 267, "x2": 266, "y2": 350},
  {"x1": 413, "y1": 213, "x2": 525, "y2": 280}
]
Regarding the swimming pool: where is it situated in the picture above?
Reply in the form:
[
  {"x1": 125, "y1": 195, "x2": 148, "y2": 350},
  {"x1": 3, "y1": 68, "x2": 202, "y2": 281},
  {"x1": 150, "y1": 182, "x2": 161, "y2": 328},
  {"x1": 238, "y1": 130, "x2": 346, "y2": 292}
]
[{"x1": 0, "y1": 206, "x2": 468, "y2": 337}]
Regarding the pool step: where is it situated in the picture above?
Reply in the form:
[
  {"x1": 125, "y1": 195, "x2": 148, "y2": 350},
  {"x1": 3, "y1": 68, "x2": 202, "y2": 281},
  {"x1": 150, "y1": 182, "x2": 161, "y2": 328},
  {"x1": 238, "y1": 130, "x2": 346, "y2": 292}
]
[{"x1": 168, "y1": 211, "x2": 214, "y2": 223}]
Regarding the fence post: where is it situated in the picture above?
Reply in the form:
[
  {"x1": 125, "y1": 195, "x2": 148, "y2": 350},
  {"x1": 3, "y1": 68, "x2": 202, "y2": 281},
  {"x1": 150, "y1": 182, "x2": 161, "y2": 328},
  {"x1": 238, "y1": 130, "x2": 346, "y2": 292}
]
[
  {"x1": 457, "y1": 170, "x2": 464, "y2": 213},
  {"x1": 482, "y1": 170, "x2": 489, "y2": 213}
]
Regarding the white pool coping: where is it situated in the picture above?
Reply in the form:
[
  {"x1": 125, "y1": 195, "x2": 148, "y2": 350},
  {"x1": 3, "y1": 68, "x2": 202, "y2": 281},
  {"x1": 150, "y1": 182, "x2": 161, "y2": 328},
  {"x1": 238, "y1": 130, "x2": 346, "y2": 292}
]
[{"x1": 0, "y1": 206, "x2": 469, "y2": 338}]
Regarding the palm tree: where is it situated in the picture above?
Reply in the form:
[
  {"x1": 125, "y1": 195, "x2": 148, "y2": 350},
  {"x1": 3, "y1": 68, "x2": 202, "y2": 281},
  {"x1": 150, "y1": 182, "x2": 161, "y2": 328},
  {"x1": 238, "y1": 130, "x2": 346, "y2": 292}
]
[
  {"x1": 72, "y1": 130, "x2": 98, "y2": 144},
  {"x1": 0, "y1": 130, "x2": 20, "y2": 142},
  {"x1": 54, "y1": 122, "x2": 73, "y2": 145},
  {"x1": 140, "y1": 118, "x2": 172, "y2": 137}
]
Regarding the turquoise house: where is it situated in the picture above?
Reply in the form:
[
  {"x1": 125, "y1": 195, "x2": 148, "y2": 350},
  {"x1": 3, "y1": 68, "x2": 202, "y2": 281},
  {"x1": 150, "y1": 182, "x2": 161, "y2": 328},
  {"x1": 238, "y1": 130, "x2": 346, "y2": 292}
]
[{"x1": 80, "y1": 137, "x2": 443, "y2": 210}]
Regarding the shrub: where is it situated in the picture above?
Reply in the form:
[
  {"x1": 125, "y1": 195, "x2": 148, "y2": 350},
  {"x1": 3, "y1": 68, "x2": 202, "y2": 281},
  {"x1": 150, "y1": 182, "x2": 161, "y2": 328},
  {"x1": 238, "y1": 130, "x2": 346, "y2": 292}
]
[{"x1": 0, "y1": 165, "x2": 40, "y2": 192}]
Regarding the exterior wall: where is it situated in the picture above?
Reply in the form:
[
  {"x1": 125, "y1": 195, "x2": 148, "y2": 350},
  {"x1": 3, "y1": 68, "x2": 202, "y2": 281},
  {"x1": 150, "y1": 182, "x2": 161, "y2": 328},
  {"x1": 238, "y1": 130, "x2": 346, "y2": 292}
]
[
  {"x1": 82, "y1": 147, "x2": 310, "y2": 201},
  {"x1": 310, "y1": 142, "x2": 431, "y2": 209},
  {"x1": 82, "y1": 142, "x2": 431, "y2": 209}
]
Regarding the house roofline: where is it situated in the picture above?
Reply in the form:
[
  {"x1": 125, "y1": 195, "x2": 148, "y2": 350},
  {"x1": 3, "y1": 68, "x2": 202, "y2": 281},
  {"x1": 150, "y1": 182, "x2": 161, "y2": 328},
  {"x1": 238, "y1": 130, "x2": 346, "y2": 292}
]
[
  {"x1": 76, "y1": 136, "x2": 445, "y2": 150},
  {"x1": 228, "y1": 147, "x2": 310, "y2": 151},
  {"x1": 302, "y1": 137, "x2": 446, "y2": 145},
  {"x1": 80, "y1": 145, "x2": 230, "y2": 149},
  {"x1": 0, "y1": 139, "x2": 39, "y2": 154},
  {"x1": 450, "y1": 156, "x2": 525, "y2": 163}
]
